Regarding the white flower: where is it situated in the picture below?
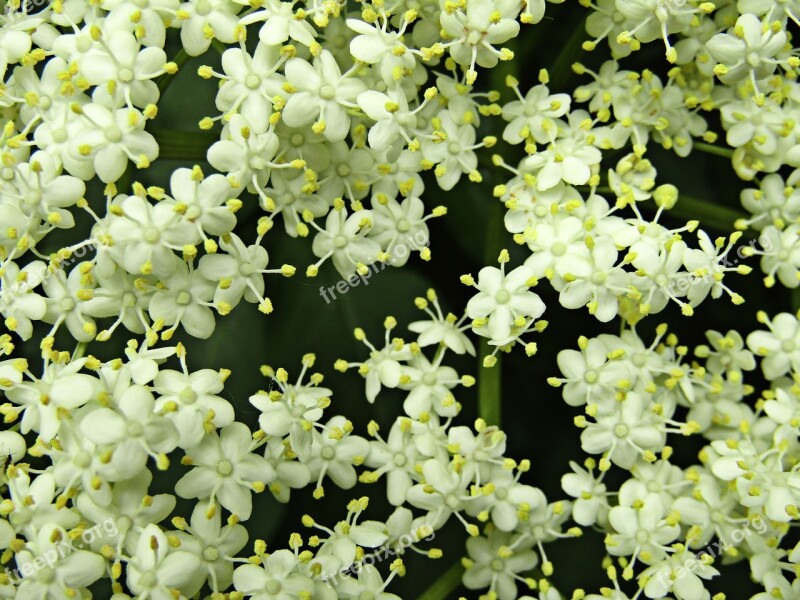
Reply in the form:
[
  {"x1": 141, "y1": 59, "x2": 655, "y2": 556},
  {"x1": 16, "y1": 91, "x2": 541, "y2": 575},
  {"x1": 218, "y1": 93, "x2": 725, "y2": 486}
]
[
  {"x1": 438, "y1": 0, "x2": 520, "y2": 79},
  {"x1": 305, "y1": 416, "x2": 369, "y2": 497},
  {"x1": 105, "y1": 193, "x2": 193, "y2": 277},
  {"x1": 6, "y1": 359, "x2": 99, "y2": 442},
  {"x1": 153, "y1": 365, "x2": 234, "y2": 448},
  {"x1": 408, "y1": 290, "x2": 475, "y2": 356},
  {"x1": 41, "y1": 265, "x2": 96, "y2": 342},
  {"x1": 606, "y1": 492, "x2": 679, "y2": 564},
  {"x1": 282, "y1": 50, "x2": 366, "y2": 142},
  {"x1": 5, "y1": 471, "x2": 79, "y2": 538},
  {"x1": 13, "y1": 524, "x2": 105, "y2": 598},
  {"x1": 462, "y1": 531, "x2": 538, "y2": 600},
  {"x1": 80, "y1": 30, "x2": 168, "y2": 108},
  {"x1": 176, "y1": 0, "x2": 240, "y2": 56},
  {"x1": 232, "y1": 549, "x2": 314, "y2": 599},
  {"x1": 175, "y1": 422, "x2": 276, "y2": 520},
  {"x1": 464, "y1": 260, "x2": 544, "y2": 342},
  {"x1": 248, "y1": 357, "x2": 330, "y2": 460},
  {"x1": 167, "y1": 166, "x2": 237, "y2": 238},
  {"x1": 126, "y1": 524, "x2": 202, "y2": 598},
  {"x1": 213, "y1": 44, "x2": 286, "y2": 132},
  {"x1": 561, "y1": 460, "x2": 608, "y2": 526},
  {"x1": 80, "y1": 383, "x2": 180, "y2": 479},
  {"x1": 406, "y1": 458, "x2": 474, "y2": 530},
  {"x1": 363, "y1": 418, "x2": 420, "y2": 506},
  {"x1": 238, "y1": 0, "x2": 317, "y2": 47},
  {"x1": 309, "y1": 208, "x2": 381, "y2": 278},
  {"x1": 501, "y1": 83, "x2": 571, "y2": 145},
  {"x1": 148, "y1": 263, "x2": 217, "y2": 339},
  {"x1": 420, "y1": 111, "x2": 480, "y2": 191},
  {"x1": 71, "y1": 104, "x2": 158, "y2": 183},
  {"x1": 0, "y1": 260, "x2": 47, "y2": 341},
  {"x1": 746, "y1": 312, "x2": 800, "y2": 380},
  {"x1": 706, "y1": 14, "x2": 789, "y2": 91},
  {"x1": 173, "y1": 502, "x2": 249, "y2": 596}
]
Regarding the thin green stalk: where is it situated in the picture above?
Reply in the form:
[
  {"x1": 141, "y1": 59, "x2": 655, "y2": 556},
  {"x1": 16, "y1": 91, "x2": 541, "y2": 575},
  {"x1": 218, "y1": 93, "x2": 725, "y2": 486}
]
[
  {"x1": 667, "y1": 193, "x2": 749, "y2": 232},
  {"x1": 156, "y1": 48, "x2": 190, "y2": 95},
  {"x1": 418, "y1": 560, "x2": 464, "y2": 600},
  {"x1": 478, "y1": 200, "x2": 505, "y2": 426},
  {"x1": 694, "y1": 142, "x2": 734, "y2": 159},
  {"x1": 151, "y1": 128, "x2": 218, "y2": 162},
  {"x1": 72, "y1": 342, "x2": 87, "y2": 361}
]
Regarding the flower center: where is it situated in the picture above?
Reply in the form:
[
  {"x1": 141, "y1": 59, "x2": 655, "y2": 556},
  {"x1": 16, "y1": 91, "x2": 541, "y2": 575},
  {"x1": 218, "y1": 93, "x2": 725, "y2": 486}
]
[
  {"x1": 203, "y1": 546, "x2": 219, "y2": 561},
  {"x1": 127, "y1": 421, "x2": 144, "y2": 437},
  {"x1": 422, "y1": 372, "x2": 437, "y2": 385},
  {"x1": 333, "y1": 235, "x2": 348, "y2": 249},
  {"x1": 265, "y1": 580, "x2": 282, "y2": 594},
  {"x1": 144, "y1": 228, "x2": 160, "y2": 243},
  {"x1": 195, "y1": 0, "x2": 211, "y2": 15},
  {"x1": 245, "y1": 74, "x2": 261, "y2": 89},
  {"x1": 106, "y1": 125, "x2": 123, "y2": 143},
  {"x1": 495, "y1": 289, "x2": 511, "y2": 304},
  {"x1": 180, "y1": 387, "x2": 197, "y2": 404},
  {"x1": 746, "y1": 51, "x2": 761, "y2": 67},
  {"x1": 139, "y1": 571, "x2": 158, "y2": 588},
  {"x1": 495, "y1": 487, "x2": 508, "y2": 500},
  {"x1": 60, "y1": 297, "x2": 75, "y2": 312},
  {"x1": 448, "y1": 142, "x2": 461, "y2": 155},
  {"x1": 782, "y1": 339, "x2": 796, "y2": 352},
  {"x1": 119, "y1": 68, "x2": 134, "y2": 83},
  {"x1": 551, "y1": 241, "x2": 567, "y2": 256},
  {"x1": 393, "y1": 453, "x2": 407, "y2": 466},
  {"x1": 38, "y1": 567, "x2": 56, "y2": 583},
  {"x1": 74, "y1": 451, "x2": 92, "y2": 468},
  {"x1": 584, "y1": 370, "x2": 598, "y2": 383},
  {"x1": 445, "y1": 494, "x2": 460, "y2": 509},
  {"x1": 176, "y1": 291, "x2": 192, "y2": 305},
  {"x1": 591, "y1": 271, "x2": 607, "y2": 285},
  {"x1": 613, "y1": 424, "x2": 629, "y2": 437},
  {"x1": 319, "y1": 85, "x2": 336, "y2": 100},
  {"x1": 217, "y1": 460, "x2": 233, "y2": 476},
  {"x1": 321, "y1": 446, "x2": 336, "y2": 460},
  {"x1": 52, "y1": 128, "x2": 67, "y2": 143},
  {"x1": 396, "y1": 219, "x2": 411, "y2": 233},
  {"x1": 490, "y1": 558, "x2": 505, "y2": 572},
  {"x1": 185, "y1": 205, "x2": 201, "y2": 220},
  {"x1": 240, "y1": 263, "x2": 255, "y2": 276},
  {"x1": 337, "y1": 164, "x2": 351, "y2": 177}
]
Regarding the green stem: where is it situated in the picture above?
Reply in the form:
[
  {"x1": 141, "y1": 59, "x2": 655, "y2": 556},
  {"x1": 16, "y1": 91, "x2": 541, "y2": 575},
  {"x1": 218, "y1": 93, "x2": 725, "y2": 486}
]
[
  {"x1": 694, "y1": 142, "x2": 733, "y2": 159},
  {"x1": 667, "y1": 193, "x2": 749, "y2": 232},
  {"x1": 151, "y1": 128, "x2": 218, "y2": 162},
  {"x1": 157, "y1": 48, "x2": 190, "y2": 95},
  {"x1": 418, "y1": 560, "x2": 464, "y2": 600},
  {"x1": 478, "y1": 200, "x2": 505, "y2": 426},
  {"x1": 72, "y1": 342, "x2": 87, "y2": 361}
]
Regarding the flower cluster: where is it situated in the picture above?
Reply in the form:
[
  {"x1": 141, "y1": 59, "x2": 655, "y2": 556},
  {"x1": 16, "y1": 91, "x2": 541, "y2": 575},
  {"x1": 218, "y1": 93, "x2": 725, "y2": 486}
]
[
  {"x1": 1, "y1": 0, "x2": 799, "y2": 596},
  {"x1": 542, "y1": 313, "x2": 800, "y2": 600}
]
